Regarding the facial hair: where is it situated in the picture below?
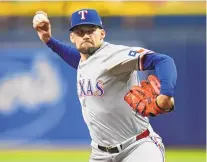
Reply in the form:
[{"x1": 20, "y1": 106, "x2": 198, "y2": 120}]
[
  {"x1": 78, "y1": 46, "x2": 99, "y2": 55},
  {"x1": 78, "y1": 41, "x2": 103, "y2": 55}
]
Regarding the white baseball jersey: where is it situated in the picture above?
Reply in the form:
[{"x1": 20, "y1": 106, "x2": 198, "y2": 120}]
[{"x1": 77, "y1": 42, "x2": 155, "y2": 146}]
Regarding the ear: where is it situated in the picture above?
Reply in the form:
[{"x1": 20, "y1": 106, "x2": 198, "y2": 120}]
[
  {"x1": 70, "y1": 32, "x2": 75, "y2": 44},
  {"x1": 100, "y1": 29, "x2": 106, "y2": 40}
]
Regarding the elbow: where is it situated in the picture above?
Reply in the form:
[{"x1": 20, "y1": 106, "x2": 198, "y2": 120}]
[{"x1": 159, "y1": 54, "x2": 175, "y2": 63}]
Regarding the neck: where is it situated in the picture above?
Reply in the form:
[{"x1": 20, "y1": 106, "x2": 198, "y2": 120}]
[{"x1": 80, "y1": 53, "x2": 90, "y2": 61}]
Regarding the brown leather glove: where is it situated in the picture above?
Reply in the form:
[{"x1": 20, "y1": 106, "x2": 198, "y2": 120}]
[{"x1": 124, "y1": 75, "x2": 171, "y2": 117}]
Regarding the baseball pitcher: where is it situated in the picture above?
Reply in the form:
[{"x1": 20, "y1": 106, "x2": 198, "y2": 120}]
[{"x1": 33, "y1": 9, "x2": 177, "y2": 162}]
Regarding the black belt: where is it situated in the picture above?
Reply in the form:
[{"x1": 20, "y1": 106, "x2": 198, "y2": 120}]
[
  {"x1": 98, "y1": 129, "x2": 150, "y2": 154},
  {"x1": 98, "y1": 145, "x2": 122, "y2": 154}
]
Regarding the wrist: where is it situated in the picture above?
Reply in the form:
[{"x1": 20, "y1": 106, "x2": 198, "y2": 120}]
[
  {"x1": 43, "y1": 36, "x2": 51, "y2": 44},
  {"x1": 45, "y1": 36, "x2": 53, "y2": 45}
]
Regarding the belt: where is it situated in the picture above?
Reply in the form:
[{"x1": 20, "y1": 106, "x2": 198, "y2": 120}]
[{"x1": 98, "y1": 129, "x2": 150, "y2": 154}]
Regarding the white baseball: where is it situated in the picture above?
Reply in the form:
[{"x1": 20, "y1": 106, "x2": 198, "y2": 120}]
[{"x1": 33, "y1": 12, "x2": 48, "y2": 28}]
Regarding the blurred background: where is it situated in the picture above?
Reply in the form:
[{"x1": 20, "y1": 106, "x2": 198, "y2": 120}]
[{"x1": 0, "y1": 1, "x2": 206, "y2": 162}]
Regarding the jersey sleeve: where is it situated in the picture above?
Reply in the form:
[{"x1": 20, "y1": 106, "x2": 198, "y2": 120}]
[
  {"x1": 105, "y1": 47, "x2": 154, "y2": 75},
  {"x1": 46, "y1": 37, "x2": 81, "y2": 70}
]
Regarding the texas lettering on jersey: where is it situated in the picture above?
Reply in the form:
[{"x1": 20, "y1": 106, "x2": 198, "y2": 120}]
[{"x1": 77, "y1": 79, "x2": 104, "y2": 97}]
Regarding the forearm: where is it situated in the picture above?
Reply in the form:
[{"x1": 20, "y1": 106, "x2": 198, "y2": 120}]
[
  {"x1": 155, "y1": 56, "x2": 177, "y2": 97},
  {"x1": 143, "y1": 53, "x2": 177, "y2": 97},
  {"x1": 46, "y1": 37, "x2": 81, "y2": 69},
  {"x1": 155, "y1": 57, "x2": 176, "y2": 111},
  {"x1": 143, "y1": 53, "x2": 177, "y2": 111}
]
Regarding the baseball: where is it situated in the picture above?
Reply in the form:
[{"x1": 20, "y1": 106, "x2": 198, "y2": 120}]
[{"x1": 33, "y1": 12, "x2": 48, "y2": 28}]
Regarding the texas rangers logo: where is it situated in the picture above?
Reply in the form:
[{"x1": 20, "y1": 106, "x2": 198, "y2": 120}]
[
  {"x1": 78, "y1": 10, "x2": 88, "y2": 20},
  {"x1": 128, "y1": 48, "x2": 154, "y2": 57},
  {"x1": 77, "y1": 79, "x2": 104, "y2": 97}
]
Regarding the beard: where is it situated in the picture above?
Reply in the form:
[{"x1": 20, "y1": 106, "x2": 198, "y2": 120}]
[
  {"x1": 78, "y1": 41, "x2": 102, "y2": 55},
  {"x1": 78, "y1": 46, "x2": 99, "y2": 55}
]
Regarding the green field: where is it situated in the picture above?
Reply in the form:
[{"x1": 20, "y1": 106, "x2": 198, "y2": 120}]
[{"x1": 0, "y1": 148, "x2": 205, "y2": 162}]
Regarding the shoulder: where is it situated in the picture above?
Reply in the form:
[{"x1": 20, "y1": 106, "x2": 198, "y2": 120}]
[
  {"x1": 104, "y1": 42, "x2": 154, "y2": 58},
  {"x1": 105, "y1": 42, "x2": 131, "y2": 50},
  {"x1": 103, "y1": 42, "x2": 134, "y2": 57},
  {"x1": 105, "y1": 42, "x2": 152, "y2": 53}
]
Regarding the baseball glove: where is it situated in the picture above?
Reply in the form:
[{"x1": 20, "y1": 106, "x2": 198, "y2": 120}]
[{"x1": 124, "y1": 75, "x2": 169, "y2": 117}]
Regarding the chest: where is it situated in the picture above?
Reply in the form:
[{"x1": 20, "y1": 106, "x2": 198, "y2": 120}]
[{"x1": 77, "y1": 58, "x2": 108, "y2": 98}]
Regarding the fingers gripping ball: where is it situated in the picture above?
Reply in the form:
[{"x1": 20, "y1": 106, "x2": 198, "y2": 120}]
[
  {"x1": 33, "y1": 11, "x2": 49, "y2": 29},
  {"x1": 124, "y1": 75, "x2": 167, "y2": 117}
]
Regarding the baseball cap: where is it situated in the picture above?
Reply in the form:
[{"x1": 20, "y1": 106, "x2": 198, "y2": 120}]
[{"x1": 69, "y1": 9, "x2": 103, "y2": 31}]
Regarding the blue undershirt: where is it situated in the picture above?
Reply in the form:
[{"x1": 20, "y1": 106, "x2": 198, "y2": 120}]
[
  {"x1": 143, "y1": 53, "x2": 177, "y2": 97},
  {"x1": 46, "y1": 37, "x2": 177, "y2": 97},
  {"x1": 46, "y1": 37, "x2": 80, "y2": 69}
]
